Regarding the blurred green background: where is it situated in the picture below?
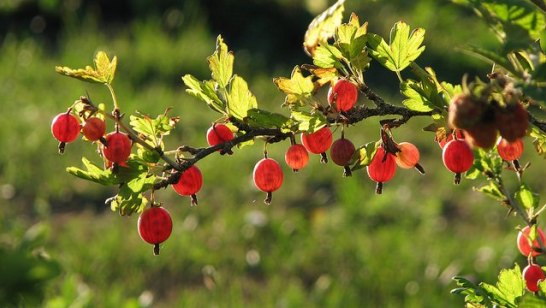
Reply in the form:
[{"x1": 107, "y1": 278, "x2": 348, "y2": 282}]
[{"x1": 1, "y1": 0, "x2": 544, "y2": 307}]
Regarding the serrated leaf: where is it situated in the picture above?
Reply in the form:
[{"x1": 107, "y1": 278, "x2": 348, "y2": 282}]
[
  {"x1": 66, "y1": 157, "x2": 117, "y2": 185},
  {"x1": 208, "y1": 35, "x2": 234, "y2": 89},
  {"x1": 480, "y1": 264, "x2": 524, "y2": 307},
  {"x1": 367, "y1": 22, "x2": 426, "y2": 72},
  {"x1": 182, "y1": 74, "x2": 226, "y2": 114},
  {"x1": 108, "y1": 189, "x2": 148, "y2": 216},
  {"x1": 540, "y1": 29, "x2": 546, "y2": 54},
  {"x1": 515, "y1": 184, "x2": 540, "y2": 210},
  {"x1": 129, "y1": 111, "x2": 178, "y2": 147},
  {"x1": 530, "y1": 127, "x2": 546, "y2": 159},
  {"x1": 336, "y1": 14, "x2": 370, "y2": 71},
  {"x1": 226, "y1": 75, "x2": 258, "y2": 120},
  {"x1": 400, "y1": 80, "x2": 435, "y2": 112},
  {"x1": 55, "y1": 51, "x2": 117, "y2": 84},
  {"x1": 126, "y1": 173, "x2": 156, "y2": 193},
  {"x1": 273, "y1": 66, "x2": 315, "y2": 106},
  {"x1": 351, "y1": 142, "x2": 379, "y2": 171},
  {"x1": 451, "y1": 276, "x2": 490, "y2": 306},
  {"x1": 303, "y1": 0, "x2": 345, "y2": 56},
  {"x1": 301, "y1": 65, "x2": 338, "y2": 87},
  {"x1": 245, "y1": 108, "x2": 291, "y2": 131},
  {"x1": 291, "y1": 110, "x2": 327, "y2": 132},
  {"x1": 313, "y1": 43, "x2": 345, "y2": 68},
  {"x1": 474, "y1": 182, "x2": 504, "y2": 201}
]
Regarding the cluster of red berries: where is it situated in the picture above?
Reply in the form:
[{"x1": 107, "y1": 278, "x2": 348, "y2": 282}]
[
  {"x1": 448, "y1": 93, "x2": 528, "y2": 149},
  {"x1": 517, "y1": 226, "x2": 546, "y2": 292},
  {"x1": 51, "y1": 109, "x2": 133, "y2": 164},
  {"x1": 438, "y1": 129, "x2": 524, "y2": 184}
]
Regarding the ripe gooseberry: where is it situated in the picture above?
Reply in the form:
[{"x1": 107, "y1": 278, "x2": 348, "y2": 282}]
[
  {"x1": 517, "y1": 226, "x2": 546, "y2": 257},
  {"x1": 523, "y1": 264, "x2": 545, "y2": 293},
  {"x1": 103, "y1": 131, "x2": 132, "y2": 164},
  {"x1": 328, "y1": 79, "x2": 358, "y2": 112},
  {"x1": 497, "y1": 138, "x2": 524, "y2": 161},
  {"x1": 138, "y1": 206, "x2": 173, "y2": 255},
  {"x1": 394, "y1": 142, "x2": 423, "y2": 173},
  {"x1": 463, "y1": 122, "x2": 498, "y2": 149},
  {"x1": 285, "y1": 144, "x2": 309, "y2": 172},
  {"x1": 51, "y1": 112, "x2": 81, "y2": 153},
  {"x1": 301, "y1": 127, "x2": 333, "y2": 163},
  {"x1": 207, "y1": 123, "x2": 235, "y2": 155},
  {"x1": 442, "y1": 139, "x2": 474, "y2": 184},
  {"x1": 367, "y1": 147, "x2": 397, "y2": 194},
  {"x1": 253, "y1": 157, "x2": 283, "y2": 205},
  {"x1": 172, "y1": 165, "x2": 203, "y2": 206},
  {"x1": 82, "y1": 117, "x2": 106, "y2": 141},
  {"x1": 330, "y1": 137, "x2": 356, "y2": 177}
]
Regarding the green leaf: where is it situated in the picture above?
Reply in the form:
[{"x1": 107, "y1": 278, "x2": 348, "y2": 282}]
[
  {"x1": 226, "y1": 75, "x2": 258, "y2": 120},
  {"x1": 367, "y1": 21, "x2": 426, "y2": 72},
  {"x1": 480, "y1": 264, "x2": 524, "y2": 307},
  {"x1": 400, "y1": 79, "x2": 436, "y2": 112},
  {"x1": 530, "y1": 126, "x2": 546, "y2": 159},
  {"x1": 273, "y1": 66, "x2": 315, "y2": 107},
  {"x1": 519, "y1": 292, "x2": 546, "y2": 308},
  {"x1": 301, "y1": 65, "x2": 338, "y2": 87},
  {"x1": 313, "y1": 43, "x2": 345, "y2": 69},
  {"x1": 182, "y1": 74, "x2": 225, "y2": 114},
  {"x1": 474, "y1": 182, "x2": 504, "y2": 201},
  {"x1": 108, "y1": 189, "x2": 148, "y2": 216},
  {"x1": 462, "y1": 45, "x2": 517, "y2": 76},
  {"x1": 540, "y1": 29, "x2": 546, "y2": 54},
  {"x1": 335, "y1": 13, "x2": 370, "y2": 71},
  {"x1": 126, "y1": 173, "x2": 156, "y2": 194},
  {"x1": 245, "y1": 108, "x2": 292, "y2": 131},
  {"x1": 515, "y1": 184, "x2": 540, "y2": 210},
  {"x1": 351, "y1": 142, "x2": 379, "y2": 171},
  {"x1": 66, "y1": 157, "x2": 117, "y2": 185},
  {"x1": 451, "y1": 276, "x2": 490, "y2": 306},
  {"x1": 129, "y1": 111, "x2": 178, "y2": 148},
  {"x1": 55, "y1": 51, "x2": 117, "y2": 84},
  {"x1": 303, "y1": 0, "x2": 345, "y2": 56},
  {"x1": 291, "y1": 110, "x2": 327, "y2": 132},
  {"x1": 208, "y1": 35, "x2": 234, "y2": 89}
]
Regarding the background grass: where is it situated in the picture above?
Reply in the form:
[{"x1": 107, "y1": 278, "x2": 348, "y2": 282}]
[{"x1": 0, "y1": 0, "x2": 543, "y2": 306}]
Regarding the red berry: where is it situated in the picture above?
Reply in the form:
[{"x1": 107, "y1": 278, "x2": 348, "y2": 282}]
[
  {"x1": 328, "y1": 79, "x2": 358, "y2": 112},
  {"x1": 517, "y1": 226, "x2": 546, "y2": 257},
  {"x1": 103, "y1": 131, "x2": 132, "y2": 164},
  {"x1": 367, "y1": 147, "x2": 397, "y2": 194},
  {"x1": 437, "y1": 129, "x2": 465, "y2": 149},
  {"x1": 495, "y1": 103, "x2": 528, "y2": 142},
  {"x1": 138, "y1": 206, "x2": 173, "y2": 255},
  {"x1": 253, "y1": 158, "x2": 283, "y2": 204},
  {"x1": 497, "y1": 138, "x2": 524, "y2": 161},
  {"x1": 172, "y1": 165, "x2": 203, "y2": 206},
  {"x1": 442, "y1": 139, "x2": 474, "y2": 184},
  {"x1": 395, "y1": 142, "x2": 420, "y2": 169},
  {"x1": 330, "y1": 137, "x2": 356, "y2": 176},
  {"x1": 284, "y1": 144, "x2": 309, "y2": 172},
  {"x1": 448, "y1": 94, "x2": 486, "y2": 130},
  {"x1": 301, "y1": 127, "x2": 333, "y2": 163},
  {"x1": 82, "y1": 117, "x2": 106, "y2": 141},
  {"x1": 523, "y1": 264, "x2": 545, "y2": 292},
  {"x1": 51, "y1": 113, "x2": 80, "y2": 143},
  {"x1": 207, "y1": 123, "x2": 234, "y2": 154}
]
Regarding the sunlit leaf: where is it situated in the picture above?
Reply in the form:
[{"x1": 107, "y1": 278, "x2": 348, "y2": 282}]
[
  {"x1": 400, "y1": 80, "x2": 436, "y2": 112},
  {"x1": 474, "y1": 182, "x2": 504, "y2": 201},
  {"x1": 515, "y1": 183, "x2": 540, "y2": 209},
  {"x1": 273, "y1": 66, "x2": 315, "y2": 106},
  {"x1": 226, "y1": 75, "x2": 258, "y2": 120},
  {"x1": 66, "y1": 157, "x2": 117, "y2": 185},
  {"x1": 208, "y1": 35, "x2": 234, "y2": 89},
  {"x1": 55, "y1": 51, "x2": 117, "y2": 84},
  {"x1": 291, "y1": 110, "x2": 327, "y2": 132},
  {"x1": 480, "y1": 264, "x2": 524, "y2": 307},
  {"x1": 301, "y1": 65, "x2": 338, "y2": 87},
  {"x1": 368, "y1": 21, "x2": 426, "y2": 72},
  {"x1": 313, "y1": 43, "x2": 345, "y2": 68},
  {"x1": 351, "y1": 141, "x2": 379, "y2": 171},
  {"x1": 245, "y1": 108, "x2": 292, "y2": 131},
  {"x1": 530, "y1": 126, "x2": 546, "y2": 159},
  {"x1": 303, "y1": 0, "x2": 345, "y2": 56},
  {"x1": 336, "y1": 13, "x2": 370, "y2": 71},
  {"x1": 182, "y1": 74, "x2": 226, "y2": 114}
]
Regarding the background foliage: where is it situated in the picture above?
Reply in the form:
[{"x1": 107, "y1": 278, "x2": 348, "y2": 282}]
[{"x1": 0, "y1": 0, "x2": 543, "y2": 306}]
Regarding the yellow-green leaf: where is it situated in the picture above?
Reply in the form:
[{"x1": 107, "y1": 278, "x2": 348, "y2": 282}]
[
  {"x1": 291, "y1": 110, "x2": 327, "y2": 132},
  {"x1": 226, "y1": 75, "x2": 258, "y2": 120},
  {"x1": 182, "y1": 74, "x2": 226, "y2": 114},
  {"x1": 368, "y1": 22, "x2": 426, "y2": 72},
  {"x1": 55, "y1": 51, "x2": 117, "y2": 84},
  {"x1": 303, "y1": 0, "x2": 345, "y2": 56},
  {"x1": 273, "y1": 66, "x2": 315, "y2": 106},
  {"x1": 208, "y1": 35, "x2": 234, "y2": 89}
]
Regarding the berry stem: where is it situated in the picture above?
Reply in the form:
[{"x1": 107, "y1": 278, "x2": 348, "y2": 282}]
[
  {"x1": 343, "y1": 166, "x2": 352, "y2": 177},
  {"x1": 320, "y1": 152, "x2": 328, "y2": 164},
  {"x1": 454, "y1": 173, "x2": 461, "y2": 185},
  {"x1": 375, "y1": 182, "x2": 383, "y2": 194},
  {"x1": 191, "y1": 194, "x2": 198, "y2": 206},
  {"x1": 415, "y1": 163, "x2": 425, "y2": 174},
  {"x1": 153, "y1": 244, "x2": 160, "y2": 256},
  {"x1": 265, "y1": 192, "x2": 272, "y2": 205}
]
